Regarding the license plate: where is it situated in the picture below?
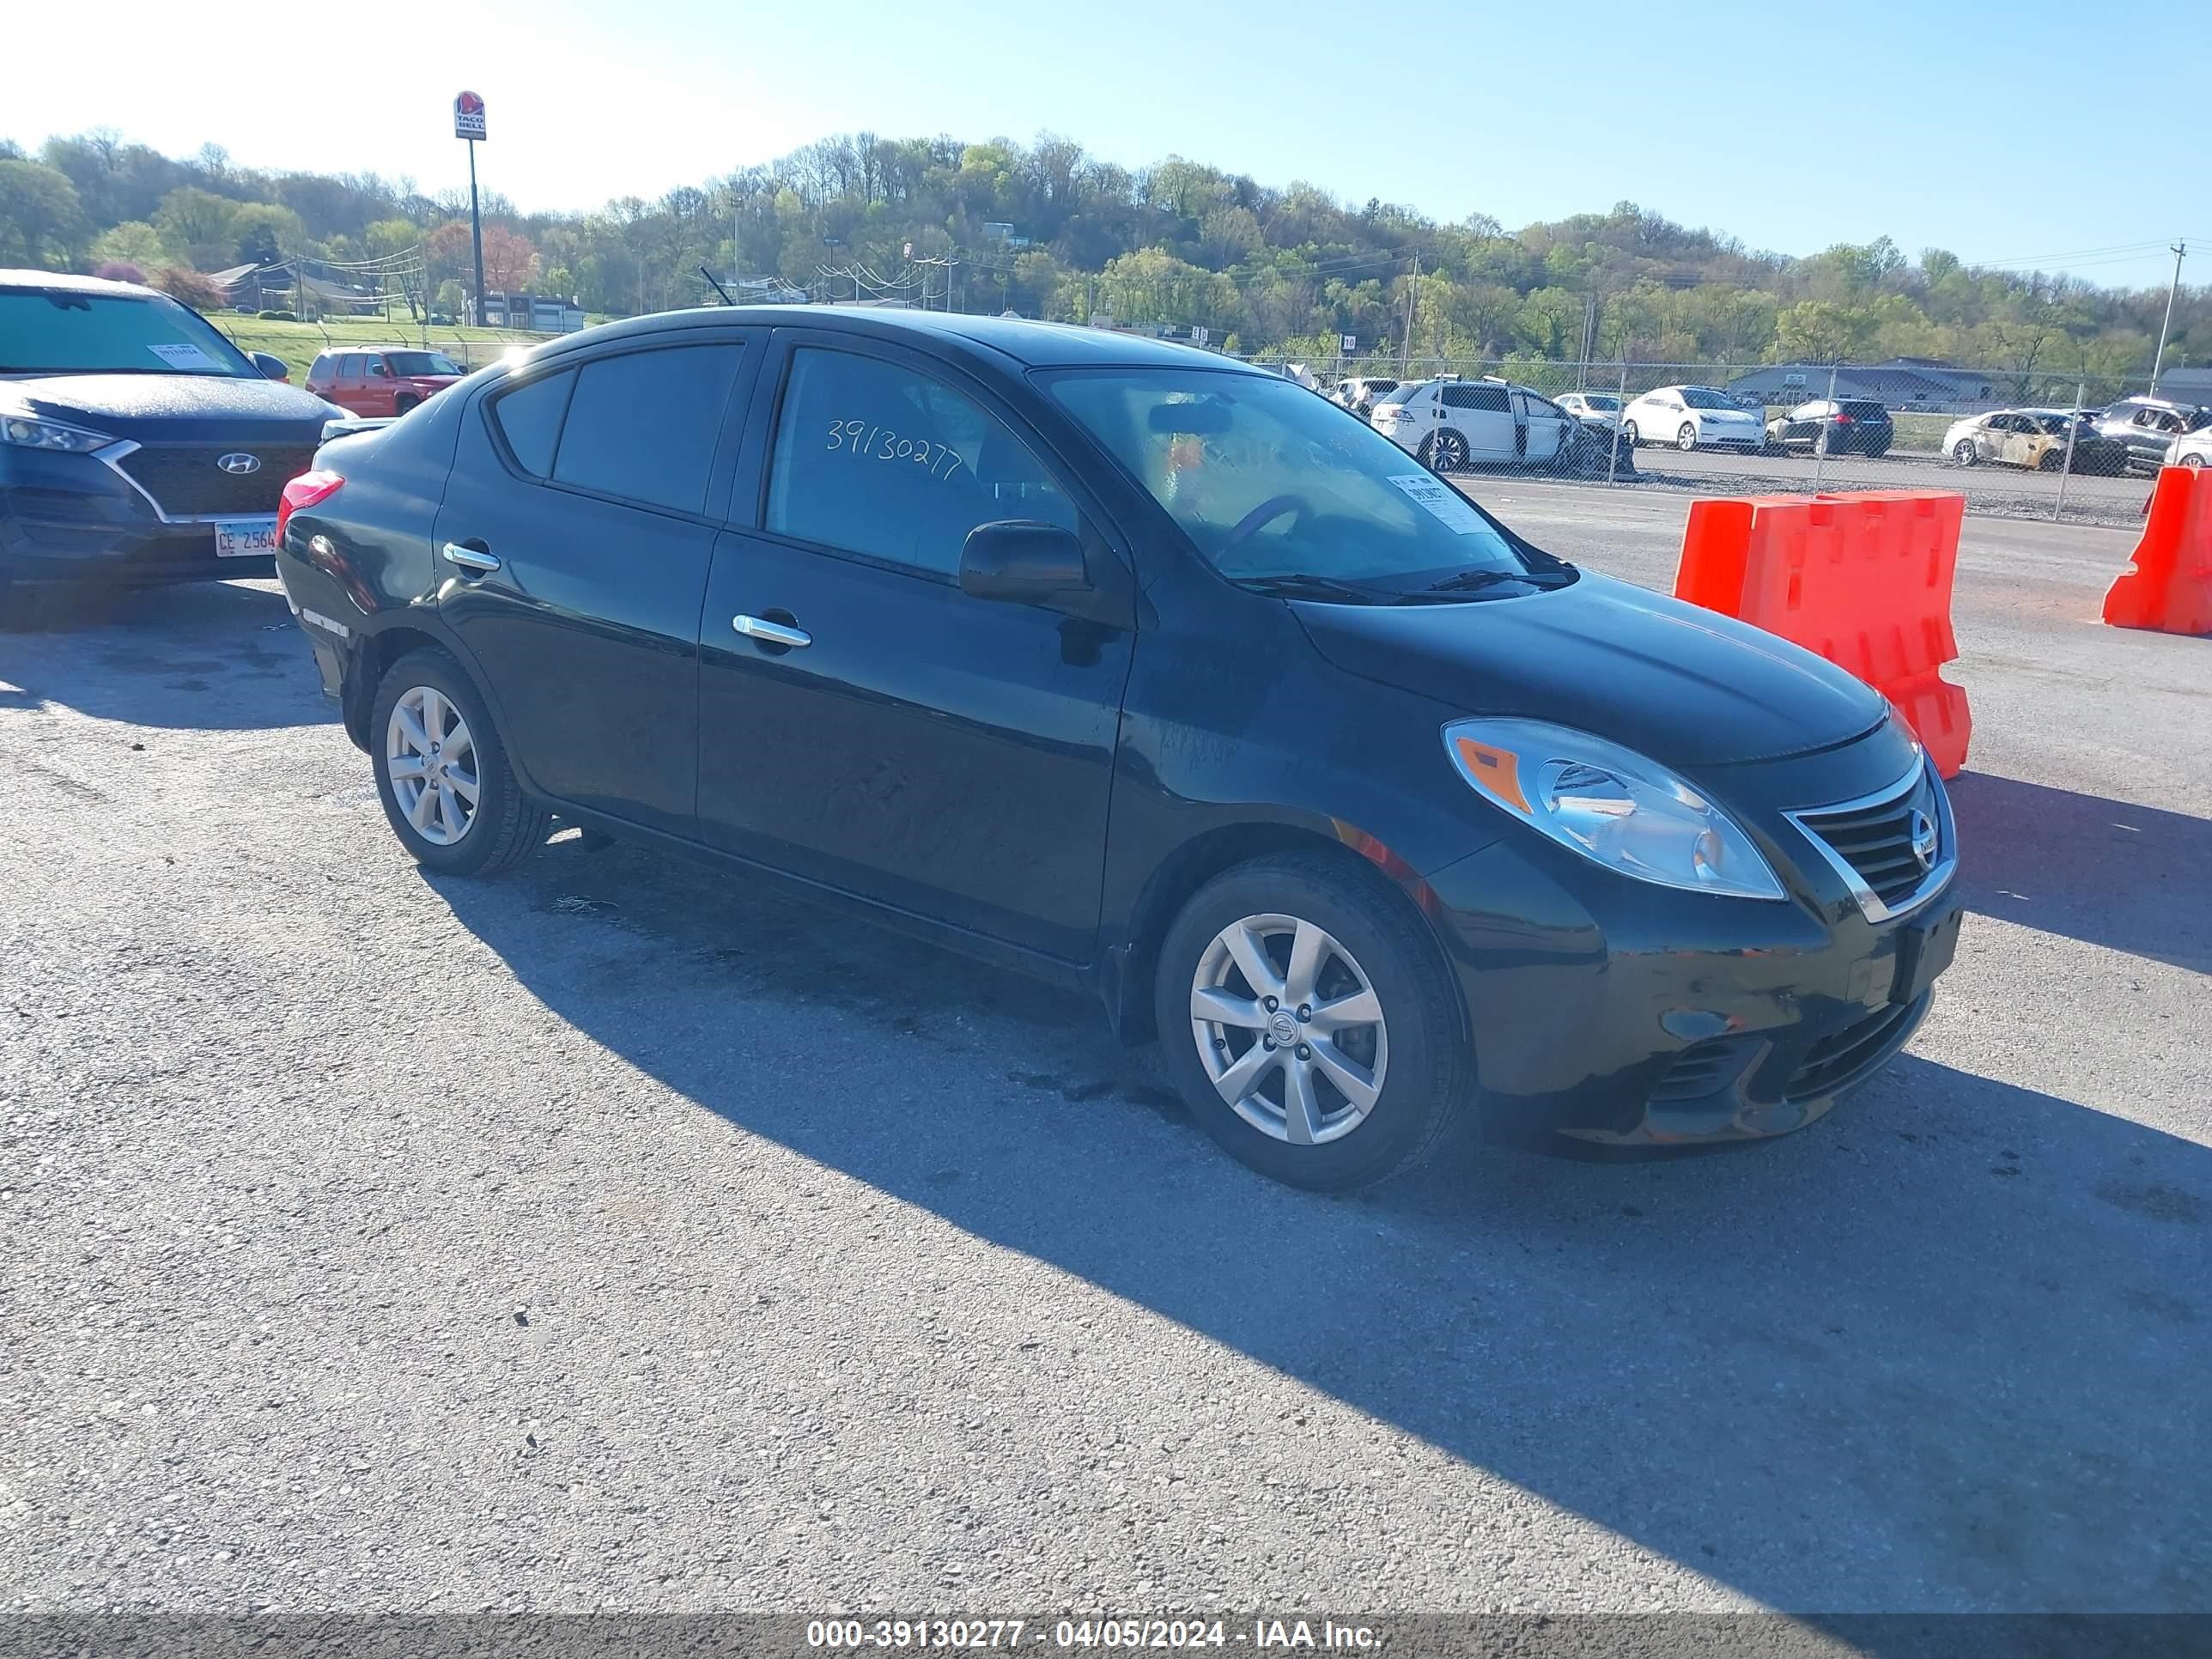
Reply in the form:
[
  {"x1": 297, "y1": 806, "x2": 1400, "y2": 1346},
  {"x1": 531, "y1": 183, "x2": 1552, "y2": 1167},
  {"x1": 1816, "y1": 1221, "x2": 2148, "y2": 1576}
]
[
  {"x1": 1891, "y1": 902, "x2": 1965, "y2": 1006},
  {"x1": 214, "y1": 516, "x2": 279, "y2": 558}
]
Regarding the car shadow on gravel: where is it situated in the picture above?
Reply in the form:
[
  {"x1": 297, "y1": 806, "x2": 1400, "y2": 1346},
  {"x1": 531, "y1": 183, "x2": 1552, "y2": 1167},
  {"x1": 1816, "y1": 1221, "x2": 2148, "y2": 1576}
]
[
  {"x1": 434, "y1": 832, "x2": 2211, "y2": 1617},
  {"x1": 1949, "y1": 771, "x2": 2212, "y2": 973},
  {"x1": 0, "y1": 579, "x2": 330, "y2": 730}
]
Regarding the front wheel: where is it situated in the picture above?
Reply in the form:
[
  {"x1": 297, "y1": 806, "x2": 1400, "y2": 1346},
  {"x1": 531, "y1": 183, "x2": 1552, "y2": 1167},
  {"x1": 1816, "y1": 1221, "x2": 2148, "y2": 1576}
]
[
  {"x1": 370, "y1": 648, "x2": 549, "y2": 877},
  {"x1": 2182, "y1": 453, "x2": 2205, "y2": 471},
  {"x1": 1676, "y1": 423, "x2": 1698, "y2": 452},
  {"x1": 393, "y1": 394, "x2": 419, "y2": 416},
  {"x1": 1953, "y1": 440, "x2": 1978, "y2": 467},
  {"x1": 1153, "y1": 850, "x2": 1474, "y2": 1192}
]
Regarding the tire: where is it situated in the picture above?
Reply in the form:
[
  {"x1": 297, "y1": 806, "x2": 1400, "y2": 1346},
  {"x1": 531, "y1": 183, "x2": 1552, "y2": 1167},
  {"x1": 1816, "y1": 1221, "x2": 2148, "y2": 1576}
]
[
  {"x1": 1813, "y1": 431, "x2": 1831, "y2": 459},
  {"x1": 1953, "y1": 440, "x2": 1978, "y2": 467},
  {"x1": 369, "y1": 647, "x2": 549, "y2": 878},
  {"x1": 1676, "y1": 422, "x2": 1698, "y2": 452},
  {"x1": 1152, "y1": 849, "x2": 1474, "y2": 1193},
  {"x1": 1424, "y1": 428, "x2": 1469, "y2": 473},
  {"x1": 1621, "y1": 420, "x2": 1640, "y2": 448},
  {"x1": 392, "y1": 394, "x2": 419, "y2": 416},
  {"x1": 2183, "y1": 453, "x2": 2205, "y2": 471}
]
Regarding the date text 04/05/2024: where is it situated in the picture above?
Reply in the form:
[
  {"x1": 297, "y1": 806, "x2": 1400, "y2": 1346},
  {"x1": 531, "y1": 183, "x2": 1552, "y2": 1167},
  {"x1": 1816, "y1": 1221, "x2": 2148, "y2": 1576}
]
[{"x1": 804, "y1": 1619, "x2": 1382, "y2": 1650}]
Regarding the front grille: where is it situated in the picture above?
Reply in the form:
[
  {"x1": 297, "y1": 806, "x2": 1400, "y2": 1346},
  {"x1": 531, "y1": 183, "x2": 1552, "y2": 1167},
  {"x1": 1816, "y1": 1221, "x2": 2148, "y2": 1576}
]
[
  {"x1": 1793, "y1": 768, "x2": 1942, "y2": 911},
  {"x1": 1786, "y1": 997, "x2": 1923, "y2": 1101},
  {"x1": 1649, "y1": 1034, "x2": 1761, "y2": 1103},
  {"x1": 112, "y1": 444, "x2": 314, "y2": 518}
]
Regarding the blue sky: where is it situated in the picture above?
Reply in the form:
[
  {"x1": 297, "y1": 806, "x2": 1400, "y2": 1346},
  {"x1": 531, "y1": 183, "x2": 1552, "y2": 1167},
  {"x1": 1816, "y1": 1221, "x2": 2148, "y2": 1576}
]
[{"x1": 8, "y1": 0, "x2": 2203, "y2": 292}]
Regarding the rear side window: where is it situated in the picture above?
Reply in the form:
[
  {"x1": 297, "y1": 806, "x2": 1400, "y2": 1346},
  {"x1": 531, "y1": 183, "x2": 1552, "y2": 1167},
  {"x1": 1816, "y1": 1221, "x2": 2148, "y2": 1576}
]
[
  {"x1": 489, "y1": 369, "x2": 575, "y2": 477},
  {"x1": 1441, "y1": 384, "x2": 1510, "y2": 412},
  {"x1": 338, "y1": 354, "x2": 363, "y2": 377},
  {"x1": 764, "y1": 346, "x2": 1077, "y2": 577},
  {"x1": 550, "y1": 345, "x2": 741, "y2": 515}
]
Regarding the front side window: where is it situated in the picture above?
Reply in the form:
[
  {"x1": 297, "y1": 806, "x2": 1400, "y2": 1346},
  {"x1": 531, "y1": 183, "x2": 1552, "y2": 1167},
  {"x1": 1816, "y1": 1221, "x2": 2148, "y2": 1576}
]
[
  {"x1": 0, "y1": 289, "x2": 258, "y2": 378},
  {"x1": 1046, "y1": 368, "x2": 1563, "y2": 599},
  {"x1": 765, "y1": 348, "x2": 1077, "y2": 577},
  {"x1": 551, "y1": 344, "x2": 741, "y2": 515}
]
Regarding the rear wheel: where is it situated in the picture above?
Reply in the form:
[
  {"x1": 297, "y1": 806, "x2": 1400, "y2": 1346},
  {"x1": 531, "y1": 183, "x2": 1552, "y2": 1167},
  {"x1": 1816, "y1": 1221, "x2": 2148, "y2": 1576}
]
[
  {"x1": 370, "y1": 648, "x2": 548, "y2": 877},
  {"x1": 1621, "y1": 420, "x2": 1640, "y2": 447},
  {"x1": 1424, "y1": 428, "x2": 1470, "y2": 472},
  {"x1": 1152, "y1": 850, "x2": 1474, "y2": 1192},
  {"x1": 1676, "y1": 422, "x2": 1698, "y2": 452}
]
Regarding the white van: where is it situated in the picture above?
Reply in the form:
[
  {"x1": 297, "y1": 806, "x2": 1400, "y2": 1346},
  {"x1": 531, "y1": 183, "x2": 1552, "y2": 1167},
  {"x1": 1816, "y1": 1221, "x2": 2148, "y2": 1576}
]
[{"x1": 1368, "y1": 377, "x2": 1573, "y2": 471}]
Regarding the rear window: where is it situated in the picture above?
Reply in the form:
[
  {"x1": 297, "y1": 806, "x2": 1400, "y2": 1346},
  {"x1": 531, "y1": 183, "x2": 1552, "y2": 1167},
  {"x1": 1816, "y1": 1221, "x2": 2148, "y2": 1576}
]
[
  {"x1": 308, "y1": 354, "x2": 333, "y2": 379},
  {"x1": 1441, "y1": 383, "x2": 1510, "y2": 412},
  {"x1": 550, "y1": 345, "x2": 741, "y2": 514},
  {"x1": 489, "y1": 368, "x2": 575, "y2": 477},
  {"x1": 1840, "y1": 401, "x2": 1887, "y2": 419},
  {"x1": 1375, "y1": 382, "x2": 1425, "y2": 406}
]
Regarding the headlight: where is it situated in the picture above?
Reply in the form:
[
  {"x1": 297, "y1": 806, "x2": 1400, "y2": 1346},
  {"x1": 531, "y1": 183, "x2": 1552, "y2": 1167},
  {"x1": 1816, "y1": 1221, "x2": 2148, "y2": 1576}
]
[
  {"x1": 0, "y1": 413, "x2": 118, "y2": 453},
  {"x1": 1443, "y1": 718, "x2": 1787, "y2": 901}
]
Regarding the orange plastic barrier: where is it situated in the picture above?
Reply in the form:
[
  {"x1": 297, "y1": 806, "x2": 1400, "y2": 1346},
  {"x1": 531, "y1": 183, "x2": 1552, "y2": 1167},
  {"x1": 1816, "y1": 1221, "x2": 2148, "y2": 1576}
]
[
  {"x1": 2103, "y1": 465, "x2": 2212, "y2": 636},
  {"x1": 1674, "y1": 490, "x2": 1971, "y2": 778}
]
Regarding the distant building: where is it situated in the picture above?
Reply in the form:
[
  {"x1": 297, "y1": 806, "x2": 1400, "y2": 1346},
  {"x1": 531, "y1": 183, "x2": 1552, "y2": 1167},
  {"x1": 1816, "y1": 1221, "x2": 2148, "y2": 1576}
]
[
  {"x1": 1726, "y1": 360, "x2": 2001, "y2": 410},
  {"x1": 483, "y1": 291, "x2": 586, "y2": 332},
  {"x1": 2153, "y1": 366, "x2": 2212, "y2": 405}
]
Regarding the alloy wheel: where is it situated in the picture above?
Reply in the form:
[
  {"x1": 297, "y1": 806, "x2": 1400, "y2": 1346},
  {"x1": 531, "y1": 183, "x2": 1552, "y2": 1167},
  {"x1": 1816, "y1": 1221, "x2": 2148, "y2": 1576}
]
[
  {"x1": 1433, "y1": 431, "x2": 1468, "y2": 471},
  {"x1": 385, "y1": 684, "x2": 480, "y2": 846},
  {"x1": 1677, "y1": 424, "x2": 1698, "y2": 451},
  {"x1": 1189, "y1": 913, "x2": 1388, "y2": 1146}
]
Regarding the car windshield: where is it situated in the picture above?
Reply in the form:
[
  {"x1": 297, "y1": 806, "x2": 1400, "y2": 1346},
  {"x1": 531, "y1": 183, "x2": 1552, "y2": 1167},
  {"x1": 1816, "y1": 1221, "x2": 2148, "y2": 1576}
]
[
  {"x1": 387, "y1": 350, "x2": 465, "y2": 376},
  {"x1": 1581, "y1": 394, "x2": 1620, "y2": 410},
  {"x1": 1679, "y1": 388, "x2": 1736, "y2": 410},
  {"x1": 0, "y1": 289, "x2": 257, "y2": 377},
  {"x1": 1043, "y1": 368, "x2": 1564, "y2": 598}
]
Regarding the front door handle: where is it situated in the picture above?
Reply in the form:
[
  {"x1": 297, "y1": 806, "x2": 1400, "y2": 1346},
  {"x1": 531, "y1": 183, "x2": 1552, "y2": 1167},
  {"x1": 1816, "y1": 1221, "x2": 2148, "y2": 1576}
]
[
  {"x1": 441, "y1": 541, "x2": 500, "y2": 573},
  {"x1": 733, "y1": 614, "x2": 811, "y2": 649}
]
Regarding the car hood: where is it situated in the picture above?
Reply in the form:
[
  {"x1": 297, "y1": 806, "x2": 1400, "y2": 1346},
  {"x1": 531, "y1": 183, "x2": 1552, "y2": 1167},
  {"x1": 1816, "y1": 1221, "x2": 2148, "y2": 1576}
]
[
  {"x1": 1292, "y1": 569, "x2": 1887, "y2": 769},
  {"x1": 0, "y1": 372, "x2": 337, "y2": 446}
]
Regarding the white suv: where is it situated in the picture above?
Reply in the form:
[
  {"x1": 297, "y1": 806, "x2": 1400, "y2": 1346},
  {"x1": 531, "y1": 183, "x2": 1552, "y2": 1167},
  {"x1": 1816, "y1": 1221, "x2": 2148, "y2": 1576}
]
[
  {"x1": 1621, "y1": 385, "x2": 1765, "y2": 452},
  {"x1": 1369, "y1": 377, "x2": 1574, "y2": 471}
]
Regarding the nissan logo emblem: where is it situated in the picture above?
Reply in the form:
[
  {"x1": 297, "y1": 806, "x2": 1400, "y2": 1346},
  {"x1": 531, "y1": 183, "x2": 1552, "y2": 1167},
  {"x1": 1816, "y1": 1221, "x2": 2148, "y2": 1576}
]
[
  {"x1": 216, "y1": 453, "x2": 263, "y2": 476},
  {"x1": 1908, "y1": 810, "x2": 1939, "y2": 872}
]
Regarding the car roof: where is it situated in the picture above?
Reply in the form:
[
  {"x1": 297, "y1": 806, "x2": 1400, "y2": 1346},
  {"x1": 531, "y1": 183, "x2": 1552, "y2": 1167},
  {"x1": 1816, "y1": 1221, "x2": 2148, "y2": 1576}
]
[
  {"x1": 0, "y1": 267, "x2": 161, "y2": 297},
  {"x1": 524, "y1": 304, "x2": 1271, "y2": 375},
  {"x1": 316, "y1": 344, "x2": 438, "y2": 355}
]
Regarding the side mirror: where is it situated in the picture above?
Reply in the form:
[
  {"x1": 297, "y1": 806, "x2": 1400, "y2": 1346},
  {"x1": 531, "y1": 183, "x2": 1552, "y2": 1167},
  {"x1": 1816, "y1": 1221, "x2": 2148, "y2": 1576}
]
[
  {"x1": 252, "y1": 351, "x2": 289, "y2": 382},
  {"x1": 959, "y1": 520, "x2": 1089, "y2": 605}
]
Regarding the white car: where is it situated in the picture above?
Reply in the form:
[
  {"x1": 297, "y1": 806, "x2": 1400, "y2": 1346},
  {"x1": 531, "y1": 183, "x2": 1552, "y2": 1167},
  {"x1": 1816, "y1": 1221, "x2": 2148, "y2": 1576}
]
[
  {"x1": 1620, "y1": 385, "x2": 1765, "y2": 452},
  {"x1": 1332, "y1": 376, "x2": 1401, "y2": 416},
  {"x1": 1368, "y1": 376, "x2": 1574, "y2": 471},
  {"x1": 2167, "y1": 426, "x2": 2212, "y2": 469},
  {"x1": 1555, "y1": 392, "x2": 1622, "y2": 430}
]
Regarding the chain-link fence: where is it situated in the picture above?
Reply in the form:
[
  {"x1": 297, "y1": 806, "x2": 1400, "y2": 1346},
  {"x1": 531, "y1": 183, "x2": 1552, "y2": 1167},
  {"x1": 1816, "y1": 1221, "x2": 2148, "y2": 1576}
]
[{"x1": 1243, "y1": 354, "x2": 2200, "y2": 527}]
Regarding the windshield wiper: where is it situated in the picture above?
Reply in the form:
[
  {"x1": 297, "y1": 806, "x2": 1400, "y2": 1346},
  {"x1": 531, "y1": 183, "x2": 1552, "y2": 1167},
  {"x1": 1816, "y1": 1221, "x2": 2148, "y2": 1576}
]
[{"x1": 1239, "y1": 573, "x2": 1389, "y2": 605}]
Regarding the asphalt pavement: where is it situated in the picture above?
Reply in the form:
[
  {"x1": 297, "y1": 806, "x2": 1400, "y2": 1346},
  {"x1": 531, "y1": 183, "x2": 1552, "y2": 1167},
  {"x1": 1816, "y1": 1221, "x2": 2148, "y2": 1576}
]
[{"x1": 2, "y1": 495, "x2": 2206, "y2": 1621}]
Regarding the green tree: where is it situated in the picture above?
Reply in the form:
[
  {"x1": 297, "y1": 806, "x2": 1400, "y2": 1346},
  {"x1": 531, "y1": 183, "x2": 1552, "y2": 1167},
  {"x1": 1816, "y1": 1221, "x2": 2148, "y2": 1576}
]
[
  {"x1": 90, "y1": 219, "x2": 167, "y2": 267},
  {"x1": 0, "y1": 160, "x2": 89, "y2": 267},
  {"x1": 154, "y1": 186, "x2": 240, "y2": 270}
]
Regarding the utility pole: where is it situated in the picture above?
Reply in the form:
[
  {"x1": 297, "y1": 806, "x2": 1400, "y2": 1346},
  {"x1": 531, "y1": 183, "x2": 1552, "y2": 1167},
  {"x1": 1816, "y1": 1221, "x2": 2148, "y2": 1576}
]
[
  {"x1": 2150, "y1": 240, "x2": 2186, "y2": 395},
  {"x1": 1401, "y1": 252, "x2": 1419, "y2": 374}
]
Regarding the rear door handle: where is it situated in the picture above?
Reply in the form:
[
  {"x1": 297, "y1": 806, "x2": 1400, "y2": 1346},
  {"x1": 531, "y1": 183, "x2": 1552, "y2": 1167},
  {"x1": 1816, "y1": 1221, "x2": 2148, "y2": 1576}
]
[
  {"x1": 733, "y1": 614, "x2": 811, "y2": 649},
  {"x1": 441, "y1": 541, "x2": 500, "y2": 573}
]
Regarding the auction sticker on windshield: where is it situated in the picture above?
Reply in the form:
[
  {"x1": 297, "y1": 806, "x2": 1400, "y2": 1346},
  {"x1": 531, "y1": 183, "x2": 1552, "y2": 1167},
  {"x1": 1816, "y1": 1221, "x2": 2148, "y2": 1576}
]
[
  {"x1": 1389, "y1": 473, "x2": 1492, "y2": 535},
  {"x1": 214, "y1": 516, "x2": 278, "y2": 558},
  {"x1": 148, "y1": 342, "x2": 221, "y2": 372}
]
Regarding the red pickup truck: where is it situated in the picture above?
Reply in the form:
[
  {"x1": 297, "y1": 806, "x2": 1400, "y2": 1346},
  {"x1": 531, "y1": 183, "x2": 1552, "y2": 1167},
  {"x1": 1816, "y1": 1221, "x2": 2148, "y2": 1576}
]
[{"x1": 305, "y1": 347, "x2": 465, "y2": 416}]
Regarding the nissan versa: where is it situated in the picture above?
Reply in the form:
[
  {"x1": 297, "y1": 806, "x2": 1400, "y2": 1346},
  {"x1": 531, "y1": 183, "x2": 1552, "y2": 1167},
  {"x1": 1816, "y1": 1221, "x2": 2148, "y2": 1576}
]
[
  {"x1": 275, "y1": 308, "x2": 1964, "y2": 1191},
  {"x1": 0, "y1": 269, "x2": 345, "y2": 623}
]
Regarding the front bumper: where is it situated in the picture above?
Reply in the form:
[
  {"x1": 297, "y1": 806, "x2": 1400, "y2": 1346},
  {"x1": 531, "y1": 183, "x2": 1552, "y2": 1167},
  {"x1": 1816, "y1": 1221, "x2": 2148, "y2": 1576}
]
[
  {"x1": 1419, "y1": 735, "x2": 1962, "y2": 1147},
  {"x1": 1, "y1": 449, "x2": 275, "y2": 586}
]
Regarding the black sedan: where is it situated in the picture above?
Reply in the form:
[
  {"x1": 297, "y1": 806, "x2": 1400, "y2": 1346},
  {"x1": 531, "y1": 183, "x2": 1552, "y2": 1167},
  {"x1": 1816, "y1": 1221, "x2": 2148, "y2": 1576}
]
[
  {"x1": 1765, "y1": 398, "x2": 1894, "y2": 457},
  {"x1": 276, "y1": 307, "x2": 1963, "y2": 1191},
  {"x1": 0, "y1": 269, "x2": 346, "y2": 624}
]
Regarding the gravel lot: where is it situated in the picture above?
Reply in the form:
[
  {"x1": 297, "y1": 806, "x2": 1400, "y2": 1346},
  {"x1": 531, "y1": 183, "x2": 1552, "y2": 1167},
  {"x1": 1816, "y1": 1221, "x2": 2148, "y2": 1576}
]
[{"x1": 3, "y1": 488, "x2": 2206, "y2": 1621}]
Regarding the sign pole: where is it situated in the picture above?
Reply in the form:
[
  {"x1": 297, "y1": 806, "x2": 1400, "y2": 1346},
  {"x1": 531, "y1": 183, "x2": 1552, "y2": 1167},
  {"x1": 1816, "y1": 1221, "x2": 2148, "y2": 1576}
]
[{"x1": 467, "y1": 140, "x2": 487, "y2": 328}]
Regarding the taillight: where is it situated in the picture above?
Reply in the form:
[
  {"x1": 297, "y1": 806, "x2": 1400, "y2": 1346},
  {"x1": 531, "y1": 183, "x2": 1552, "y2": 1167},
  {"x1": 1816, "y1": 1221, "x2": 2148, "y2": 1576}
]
[
  {"x1": 1833, "y1": 413, "x2": 1853, "y2": 424},
  {"x1": 276, "y1": 469, "x2": 343, "y2": 548}
]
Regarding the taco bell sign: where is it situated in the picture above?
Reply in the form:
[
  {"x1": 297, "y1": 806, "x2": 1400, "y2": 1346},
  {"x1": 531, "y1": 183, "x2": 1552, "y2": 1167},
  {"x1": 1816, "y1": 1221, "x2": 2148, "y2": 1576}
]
[{"x1": 453, "y1": 91, "x2": 487, "y2": 142}]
